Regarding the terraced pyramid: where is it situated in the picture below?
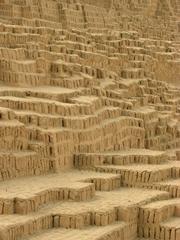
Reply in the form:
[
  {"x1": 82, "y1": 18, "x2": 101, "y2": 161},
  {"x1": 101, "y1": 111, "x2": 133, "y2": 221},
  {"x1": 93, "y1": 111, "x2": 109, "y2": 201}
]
[{"x1": 0, "y1": 1, "x2": 179, "y2": 240}]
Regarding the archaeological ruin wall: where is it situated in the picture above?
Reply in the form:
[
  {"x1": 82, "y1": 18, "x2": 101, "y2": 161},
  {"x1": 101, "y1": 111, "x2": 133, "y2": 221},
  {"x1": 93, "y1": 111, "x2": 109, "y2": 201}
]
[{"x1": 0, "y1": 1, "x2": 179, "y2": 240}]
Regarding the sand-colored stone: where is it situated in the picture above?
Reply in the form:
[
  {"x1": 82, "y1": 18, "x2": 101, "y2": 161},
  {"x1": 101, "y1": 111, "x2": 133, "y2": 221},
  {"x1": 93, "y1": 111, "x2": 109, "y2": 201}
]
[{"x1": 0, "y1": 0, "x2": 179, "y2": 240}]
